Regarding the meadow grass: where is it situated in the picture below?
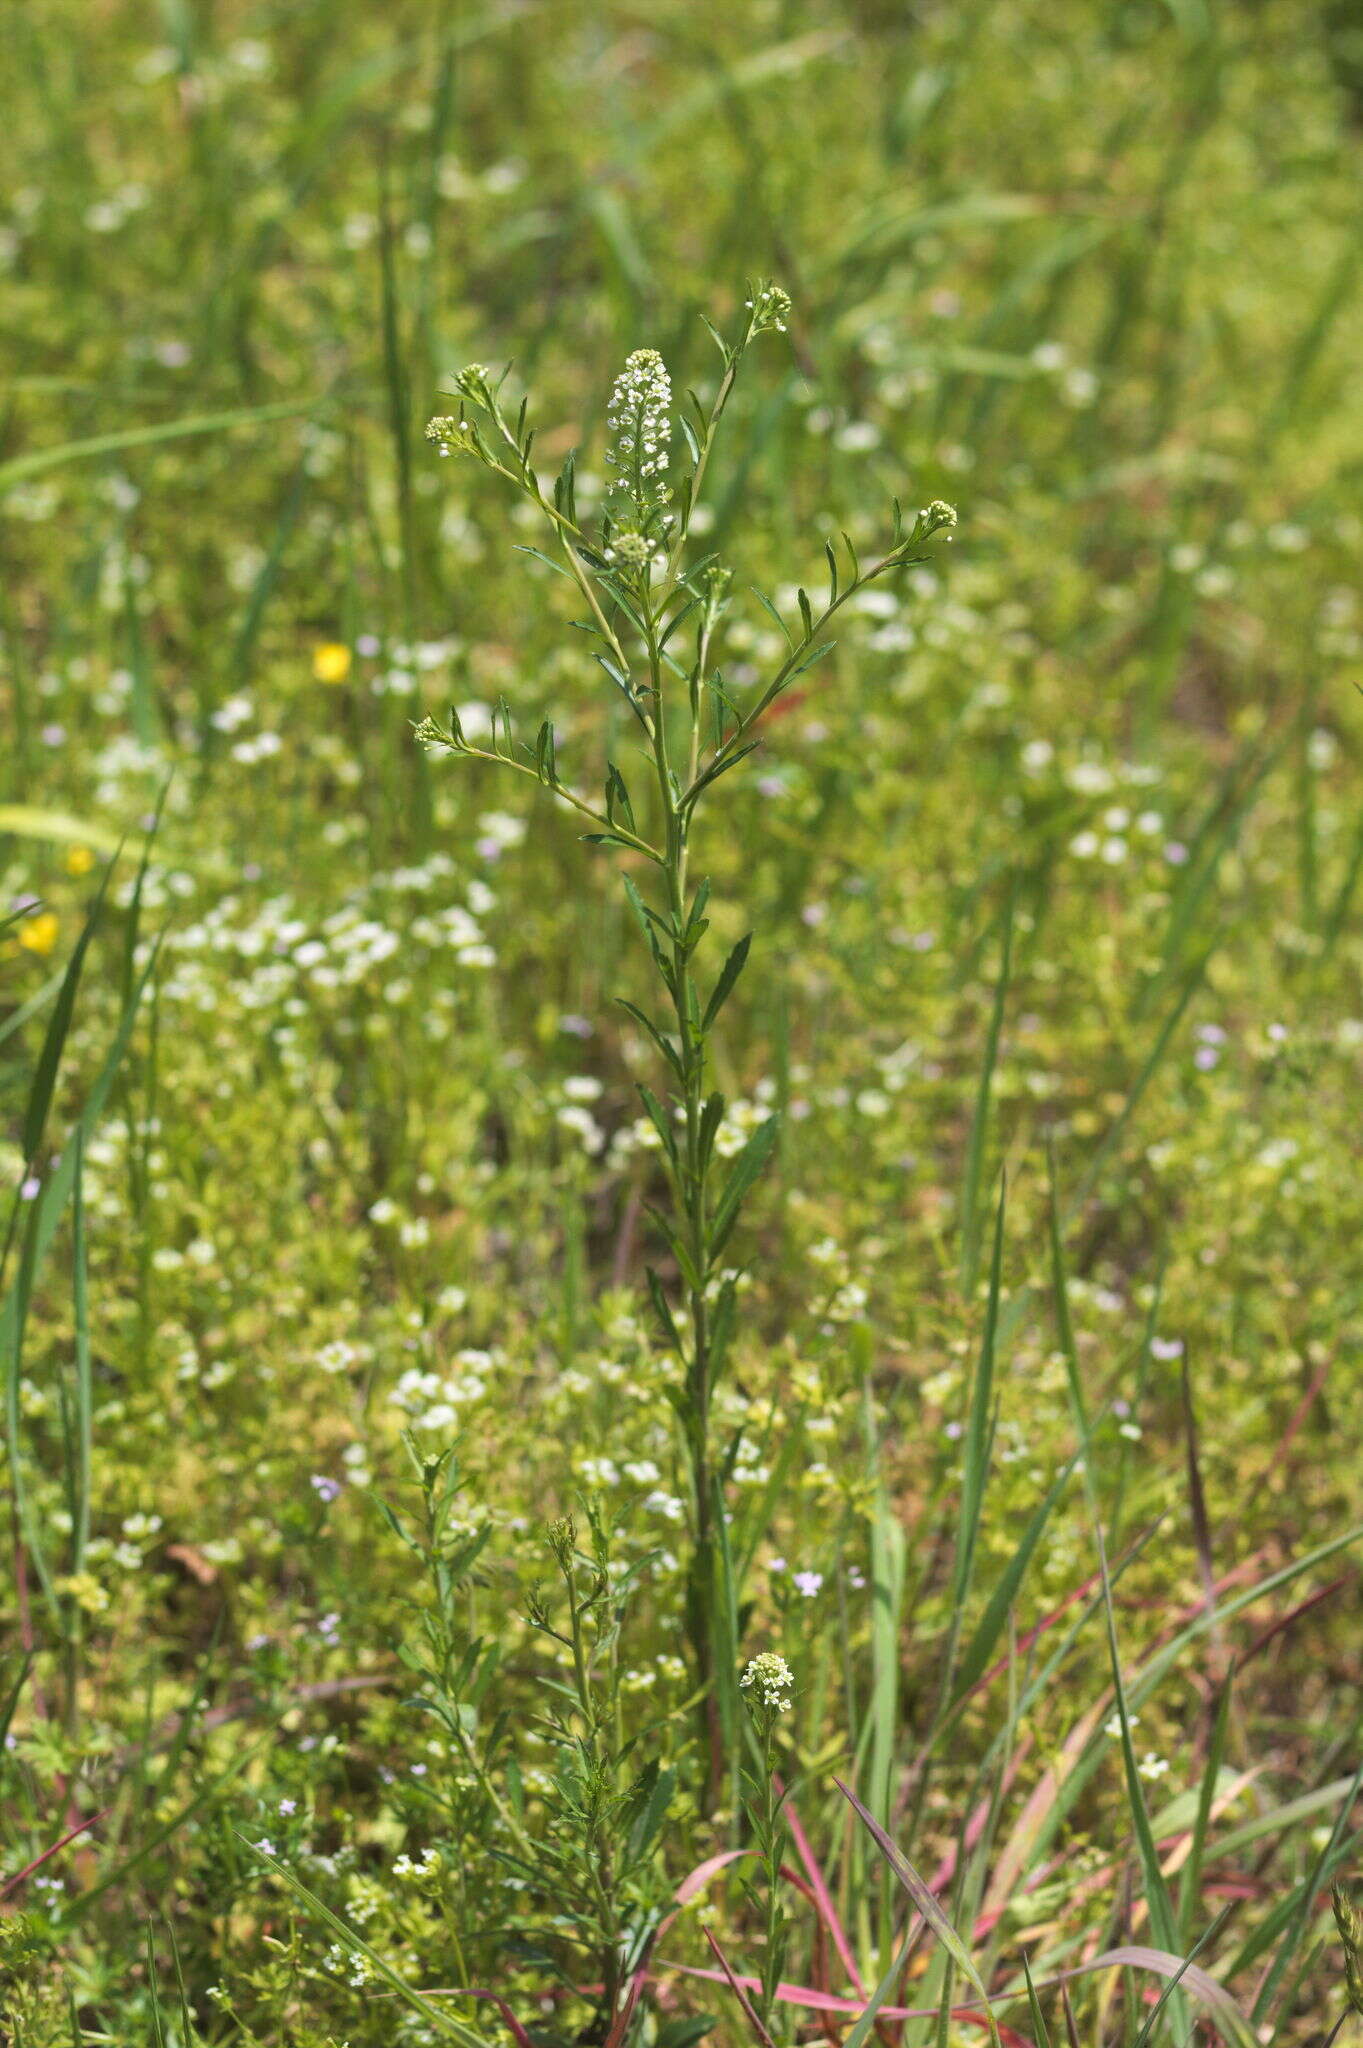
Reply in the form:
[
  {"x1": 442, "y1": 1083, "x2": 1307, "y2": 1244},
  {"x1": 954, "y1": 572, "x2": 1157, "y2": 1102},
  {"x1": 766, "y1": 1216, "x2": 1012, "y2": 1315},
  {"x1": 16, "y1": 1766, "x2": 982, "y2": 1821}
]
[{"x1": 2, "y1": 2, "x2": 1363, "y2": 2043}]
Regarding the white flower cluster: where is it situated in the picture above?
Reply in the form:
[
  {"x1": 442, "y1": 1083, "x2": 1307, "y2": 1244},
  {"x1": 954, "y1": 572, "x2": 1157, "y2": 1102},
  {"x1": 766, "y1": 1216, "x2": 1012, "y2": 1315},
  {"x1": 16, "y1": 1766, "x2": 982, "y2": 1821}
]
[
  {"x1": 322, "y1": 1941, "x2": 374, "y2": 1988},
  {"x1": 739, "y1": 1651, "x2": 794, "y2": 1713},
  {"x1": 605, "y1": 348, "x2": 672, "y2": 519},
  {"x1": 158, "y1": 869, "x2": 496, "y2": 1027},
  {"x1": 391, "y1": 1348, "x2": 495, "y2": 1431}
]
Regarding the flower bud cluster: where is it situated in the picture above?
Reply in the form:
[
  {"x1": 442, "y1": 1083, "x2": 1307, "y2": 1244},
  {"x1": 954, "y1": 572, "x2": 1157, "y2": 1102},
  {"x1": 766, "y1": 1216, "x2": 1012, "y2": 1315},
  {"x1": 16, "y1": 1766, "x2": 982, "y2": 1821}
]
[
  {"x1": 452, "y1": 363, "x2": 497, "y2": 407},
  {"x1": 425, "y1": 415, "x2": 477, "y2": 458},
  {"x1": 745, "y1": 281, "x2": 792, "y2": 335},
  {"x1": 604, "y1": 530, "x2": 653, "y2": 573}
]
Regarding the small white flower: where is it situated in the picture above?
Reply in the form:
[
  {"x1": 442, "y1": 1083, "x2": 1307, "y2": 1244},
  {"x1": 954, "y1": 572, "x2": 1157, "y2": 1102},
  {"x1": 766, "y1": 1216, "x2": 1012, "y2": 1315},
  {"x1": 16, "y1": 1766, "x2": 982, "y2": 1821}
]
[
  {"x1": 740, "y1": 1651, "x2": 794, "y2": 1712},
  {"x1": 605, "y1": 349, "x2": 672, "y2": 519}
]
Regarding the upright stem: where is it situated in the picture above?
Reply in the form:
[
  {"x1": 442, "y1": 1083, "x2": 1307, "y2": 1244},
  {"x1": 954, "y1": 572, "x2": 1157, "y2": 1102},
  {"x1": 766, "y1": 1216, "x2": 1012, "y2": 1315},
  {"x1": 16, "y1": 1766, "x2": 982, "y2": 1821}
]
[{"x1": 644, "y1": 605, "x2": 723, "y2": 1803}]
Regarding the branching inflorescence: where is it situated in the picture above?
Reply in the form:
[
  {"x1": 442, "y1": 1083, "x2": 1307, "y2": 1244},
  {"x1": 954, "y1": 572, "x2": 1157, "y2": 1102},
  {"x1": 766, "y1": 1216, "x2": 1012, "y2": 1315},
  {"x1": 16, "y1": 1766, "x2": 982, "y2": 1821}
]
[{"x1": 418, "y1": 284, "x2": 957, "y2": 1802}]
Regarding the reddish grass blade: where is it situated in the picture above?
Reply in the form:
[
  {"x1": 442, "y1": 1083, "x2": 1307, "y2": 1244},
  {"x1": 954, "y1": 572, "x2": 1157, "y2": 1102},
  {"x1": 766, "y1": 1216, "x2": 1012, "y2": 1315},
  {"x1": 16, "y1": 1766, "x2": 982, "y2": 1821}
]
[
  {"x1": 1, "y1": 1808, "x2": 107, "y2": 1900},
  {"x1": 416, "y1": 1988, "x2": 540, "y2": 2048},
  {"x1": 778, "y1": 1779, "x2": 865, "y2": 1996},
  {"x1": 676, "y1": 1845, "x2": 748, "y2": 1901},
  {"x1": 667, "y1": 1962, "x2": 1033, "y2": 2044},
  {"x1": 1241, "y1": 1577, "x2": 1347, "y2": 1665},
  {"x1": 704, "y1": 1926, "x2": 777, "y2": 2048}
]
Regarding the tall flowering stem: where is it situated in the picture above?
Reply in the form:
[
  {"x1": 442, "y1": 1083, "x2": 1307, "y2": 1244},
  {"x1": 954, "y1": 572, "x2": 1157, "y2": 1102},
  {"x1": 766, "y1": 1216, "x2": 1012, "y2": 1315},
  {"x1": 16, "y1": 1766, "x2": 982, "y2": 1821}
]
[
  {"x1": 739, "y1": 1653, "x2": 794, "y2": 2036},
  {"x1": 419, "y1": 283, "x2": 957, "y2": 1805}
]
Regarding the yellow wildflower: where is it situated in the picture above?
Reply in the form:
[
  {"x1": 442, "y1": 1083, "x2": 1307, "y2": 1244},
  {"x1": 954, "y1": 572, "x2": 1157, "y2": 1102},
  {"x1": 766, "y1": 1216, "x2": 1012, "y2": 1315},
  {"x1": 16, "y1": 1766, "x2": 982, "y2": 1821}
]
[
  {"x1": 313, "y1": 642, "x2": 352, "y2": 684},
  {"x1": 65, "y1": 844, "x2": 96, "y2": 877},
  {"x1": 19, "y1": 911, "x2": 60, "y2": 956}
]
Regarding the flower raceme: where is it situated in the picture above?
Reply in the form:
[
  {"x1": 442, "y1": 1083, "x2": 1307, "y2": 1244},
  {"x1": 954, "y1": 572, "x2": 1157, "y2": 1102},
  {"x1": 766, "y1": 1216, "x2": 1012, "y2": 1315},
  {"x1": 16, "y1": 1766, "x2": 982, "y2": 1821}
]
[
  {"x1": 604, "y1": 346, "x2": 673, "y2": 526},
  {"x1": 739, "y1": 1652, "x2": 794, "y2": 1714}
]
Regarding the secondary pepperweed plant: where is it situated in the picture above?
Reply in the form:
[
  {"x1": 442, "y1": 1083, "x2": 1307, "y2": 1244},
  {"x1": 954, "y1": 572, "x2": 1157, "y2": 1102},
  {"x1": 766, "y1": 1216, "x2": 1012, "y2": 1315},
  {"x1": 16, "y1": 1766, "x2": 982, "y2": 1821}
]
[{"x1": 418, "y1": 284, "x2": 957, "y2": 1800}]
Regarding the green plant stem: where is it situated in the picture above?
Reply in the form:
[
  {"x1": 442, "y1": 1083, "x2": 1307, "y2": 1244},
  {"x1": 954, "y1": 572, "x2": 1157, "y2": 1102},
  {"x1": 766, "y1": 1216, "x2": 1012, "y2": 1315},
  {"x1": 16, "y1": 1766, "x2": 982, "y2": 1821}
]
[
  {"x1": 756, "y1": 1725, "x2": 784, "y2": 2031},
  {"x1": 643, "y1": 602, "x2": 724, "y2": 1802}
]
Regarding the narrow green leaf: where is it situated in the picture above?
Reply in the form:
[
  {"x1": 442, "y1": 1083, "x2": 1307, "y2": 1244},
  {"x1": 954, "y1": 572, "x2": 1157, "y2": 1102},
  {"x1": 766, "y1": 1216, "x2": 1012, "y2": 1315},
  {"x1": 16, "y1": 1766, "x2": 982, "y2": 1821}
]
[
  {"x1": 1095, "y1": 1525, "x2": 1186, "y2": 2028},
  {"x1": 618, "y1": 999, "x2": 684, "y2": 1084},
  {"x1": 960, "y1": 890, "x2": 1013, "y2": 1295},
  {"x1": 710, "y1": 1113, "x2": 780, "y2": 1253},
  {"x1": 749, "y1": 585, "x2": 793, "y2": 648},
  {"x1": 1178, "y1": 1679, "x2": 1232, "y2": 1943},
  {"x1": 240, "y1": 1839, "x2": 486, "y2": 2044},
  {"x1": 23, "y1": 873, "x2": 110, "y2": 1166},
  {"x1": 703, "y1": 934, "x2": 752, "y2": 1031},
  {"x1": 0, "y1": 399, "x2": 324, "y2": 494},
  {"x1": 837, "y1": 1778, "x2": 1002, "y2": 2048},
  {"x1": 953, "y1": 1178, "x2": 1006, "y2": 1614},
  {"x1": 0, "y1": 807, "x2": 125, "y2": 856},
  {"x1": 952, "y1": 1449, "x2": 1080, "y2": 1704}
]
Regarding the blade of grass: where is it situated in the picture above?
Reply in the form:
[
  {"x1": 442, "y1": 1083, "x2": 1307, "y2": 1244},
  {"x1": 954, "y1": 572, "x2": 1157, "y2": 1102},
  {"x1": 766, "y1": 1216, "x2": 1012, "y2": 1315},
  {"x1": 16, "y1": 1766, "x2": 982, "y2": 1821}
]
[
  {"x1": 1099, "y1": 1517, "x2": 1204, "y2": 1971},
  {"x1": 837, "y1": 1776, "x2": 1003, "y2": 2048},
  {"x1": 241, "y1": 1836, "x2": 497, "y2": 2046},
  {"x1": 0, "y1": 398, "x2": 324, "y2": 494},
  {"x1": 951, "y1": 1450, "x2": 1081, "y2": 1708},
  {"x1": 1246, "y1": 1749, "x2": 1363, "y2": 2021},
  {"x1": 0, "y1": 808, "x2": 126, "y2": 856},
  {"x1": 1178, "y1": 1677, "x2": 1233, "y2": 1945},
  {"x1": 960, "y1": 890, "x2": 1013, "y2": 1296}
]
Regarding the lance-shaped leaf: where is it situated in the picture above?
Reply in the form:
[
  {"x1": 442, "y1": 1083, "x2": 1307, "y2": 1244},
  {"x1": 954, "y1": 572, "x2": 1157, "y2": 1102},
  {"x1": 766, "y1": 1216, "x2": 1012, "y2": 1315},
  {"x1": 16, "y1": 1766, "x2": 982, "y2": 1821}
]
[
  {"x1": 618, "y1": 1000, "x2": 684, "y2": 1085},
  {"x1": 703, "y1": 933, "x2": 752, "y2": 1031},
  {"x1": 636, "y1": 1083, "x2": 682, "y2": 1171},
  {"x1": 710, "y1": 1113, "x2": 781, "y2": 1254}
]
